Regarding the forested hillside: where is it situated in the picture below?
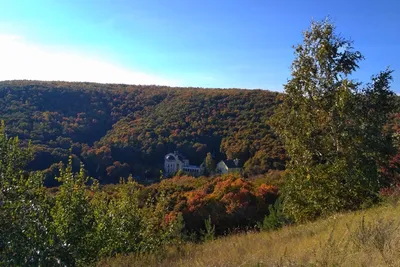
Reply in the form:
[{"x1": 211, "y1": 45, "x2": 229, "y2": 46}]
[
  {"x1": 0, "y1": 81, "x2": 285, "y2": 185},
  {"x1": 2, "y1": 18, "x2": 399, "y2": 267}
]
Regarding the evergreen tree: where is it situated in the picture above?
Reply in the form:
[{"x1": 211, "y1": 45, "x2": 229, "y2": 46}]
[{"x1": 270, "y1": 19, "x2": 395, "y2": 222}]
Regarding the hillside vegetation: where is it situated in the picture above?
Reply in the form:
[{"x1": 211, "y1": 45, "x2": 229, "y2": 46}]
[
  {"x1": 2, "y1": 18, "x2": 400, "y2": 267},
  {"x1": 0, "y1": 124, "x2": 281, "y2": 266},
  {"x1": 99, "y1": 202, "x2": 400, "y2": 267},
  {"x1": 0, "y1": 81, "x2": 284, "y2": 184}
]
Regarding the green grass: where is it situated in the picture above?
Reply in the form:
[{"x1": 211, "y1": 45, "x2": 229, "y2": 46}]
[{"x1": 98, "y1": 202, "x2": 400, "y2": 267}]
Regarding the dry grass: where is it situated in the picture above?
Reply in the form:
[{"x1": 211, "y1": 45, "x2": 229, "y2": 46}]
[{"x1": 98, "y1": 202, "x2": 400, "y2": 267}]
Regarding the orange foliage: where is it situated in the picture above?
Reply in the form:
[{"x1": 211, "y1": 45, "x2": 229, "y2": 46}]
[
  {"x1": 156, "y1": 174, "x2": 279, "y2": 234},
  {"x1": 256, "y1": 183, "x2": 279, "y2": 198},
  {"x1": 185, "y1": 189, "x2": 207, "y2": 212}
]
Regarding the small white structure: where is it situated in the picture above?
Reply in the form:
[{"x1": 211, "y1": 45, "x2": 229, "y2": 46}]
[
  {"x1": 164, "y1": 151, "x2": 204, "y2": 177},
  {"x1": 216, "y1": 159, "x2": 242, "y2": 174}
]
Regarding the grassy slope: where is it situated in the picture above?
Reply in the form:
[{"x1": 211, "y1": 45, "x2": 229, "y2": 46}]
[{"x1": 98, "y1": 202, "x2": 400, "y2": 267}]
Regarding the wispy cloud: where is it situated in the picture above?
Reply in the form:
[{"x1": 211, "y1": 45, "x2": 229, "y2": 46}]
[{"x1": 0, "y1": 34, "x2": 179, "y2": 86}]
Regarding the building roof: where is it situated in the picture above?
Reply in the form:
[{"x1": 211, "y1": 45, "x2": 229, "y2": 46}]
[
  {"x1": 166, "y1": 155, "x2": 176, "y2": 161},
  {"x1": 187, "y1": 164, "x2": 200, "y2": 168},
  {"x1": 165, "y1": 151, "x2": 187, "y2": 162},
  {"x1": 175, "y1": 152, "x2": 187, "y2": 162},
  {"x1": 221, "y1": 159, "x2": 242, "y2": 169}
]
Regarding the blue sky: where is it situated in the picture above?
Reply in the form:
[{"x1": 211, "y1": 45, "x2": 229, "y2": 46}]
[{"x1": 0, "y1": 0, "x2": 399, "y2": 91}]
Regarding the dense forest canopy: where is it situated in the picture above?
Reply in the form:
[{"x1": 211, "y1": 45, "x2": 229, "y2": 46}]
[{"x1": 0, "y1": 80, "x2": 285, "y2": 185}]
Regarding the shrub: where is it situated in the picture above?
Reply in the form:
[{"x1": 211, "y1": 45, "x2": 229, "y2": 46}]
[
  {"x1": 258, "y1": 198, "x2": 290, "y2": 231},
  {"x1": 200, "y1": 216, "x2": 215, "y2": 242}
]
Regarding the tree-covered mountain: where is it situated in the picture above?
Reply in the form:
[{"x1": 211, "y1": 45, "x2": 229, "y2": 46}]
[{"x1": 0, "y1": 80, "x2": 285, "y2": 185}]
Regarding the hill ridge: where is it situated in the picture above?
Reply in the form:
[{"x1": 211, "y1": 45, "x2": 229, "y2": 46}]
[{"x1": 0, "y1": 80, "x2": 285, "y2": 185}]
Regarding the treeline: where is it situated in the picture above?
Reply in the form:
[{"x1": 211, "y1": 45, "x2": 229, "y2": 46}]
[
  {"x1": 0, "y1": 125, "x2": 279, "y2": 266},
  {"x1": 0, "y1": 81, "x2": 285, "y2": 185}
]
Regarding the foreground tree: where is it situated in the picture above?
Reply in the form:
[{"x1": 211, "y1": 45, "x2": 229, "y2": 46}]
[
  {"x1": 0, "y1": 122, "x2": 57, "y2": 265},
  {"x1": 271, "y1": 19, "x2": 395, "y2": 222},
  {"x1": 51, "y1": 158, "x2": 97, "y2": 265},
  {"x1": 0, "y1": 121, "x2": 184, "y2": 266}
]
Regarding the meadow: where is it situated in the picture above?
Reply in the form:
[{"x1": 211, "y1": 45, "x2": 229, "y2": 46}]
[{"x1": 99, "y1": 201, "x2": 400, "y2": 267}]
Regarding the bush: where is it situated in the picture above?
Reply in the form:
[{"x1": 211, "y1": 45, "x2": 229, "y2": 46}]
[
  {"x1": 258, "y1": 198, "x2": 290, "y2": 231},
  {"x1": 0, "y1": 123, "x2": 184, "y2": 266}
]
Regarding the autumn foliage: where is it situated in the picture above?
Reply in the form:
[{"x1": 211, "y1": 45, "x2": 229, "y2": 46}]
[
  {"x1": 0, "y1": 81, "x2": 285, "y2": 185},
  {"x1": 142, "y1": 174, "x2": 279, "y2": 235}
]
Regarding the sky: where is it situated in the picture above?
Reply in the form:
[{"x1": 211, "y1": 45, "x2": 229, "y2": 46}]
[{"x1": 0, "y1": 0, "x2": 399, "y2": 91}]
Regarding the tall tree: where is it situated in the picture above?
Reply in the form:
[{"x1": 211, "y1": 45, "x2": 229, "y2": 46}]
[
  {"x1": 205, "y1": 152, "x2": 216, "y2": 175},
  {"x1": 0, "y1": 122, "x2": 56, "y2": 266},
  {"x1": 270, "y1": 19, "x2": 395, "y2": 222}
]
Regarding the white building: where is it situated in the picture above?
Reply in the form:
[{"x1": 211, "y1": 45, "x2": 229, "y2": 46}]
[
  {"x1": 164, "y1": 151, "x2": 204, "y2": 177},
  {"x1": 216, "y1": 159, "x2": 242, "y2": 174}
]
